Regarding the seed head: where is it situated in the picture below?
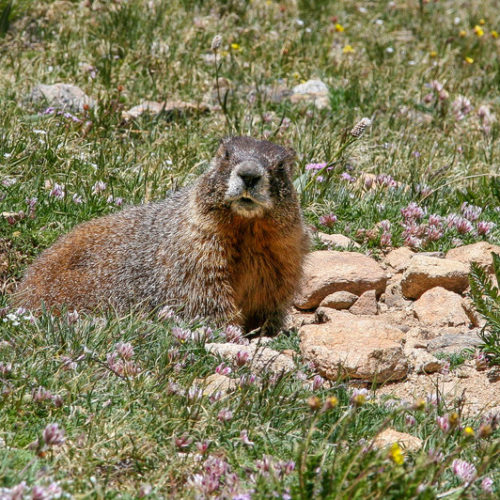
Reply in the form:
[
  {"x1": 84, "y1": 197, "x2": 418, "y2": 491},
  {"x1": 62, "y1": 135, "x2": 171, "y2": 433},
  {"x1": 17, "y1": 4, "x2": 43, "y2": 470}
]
[
  {"x1": 350, "y1": 117, "x2": 372, "y2": 138},
  {"x1": 211, "y1": 35, "x2": 222, "y2": 51}
]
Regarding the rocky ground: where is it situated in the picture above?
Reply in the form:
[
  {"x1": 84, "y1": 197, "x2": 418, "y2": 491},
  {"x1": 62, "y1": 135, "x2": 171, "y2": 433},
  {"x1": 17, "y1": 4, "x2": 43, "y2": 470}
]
[{"x1": 204, "y1": 240, "x2": 500, "y2": 417}]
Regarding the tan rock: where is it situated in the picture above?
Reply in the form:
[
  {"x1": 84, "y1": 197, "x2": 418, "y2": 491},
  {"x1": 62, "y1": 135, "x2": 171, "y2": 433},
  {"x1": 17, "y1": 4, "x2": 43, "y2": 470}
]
[
  {"x1": 295, "y1": 251, "x2": 388, "y2": 310},
  {"x1": 384, "y1": 247, "x2": 415, "y2": 272},
  {"x1": 401, "y1": 255, "x2": 469, "y2": 299},
  {"x1": 28, "y1": 82, "x2": 95, "y2": 111},
  {"x1": 403, "y1": 342, "x2": 444, "y2": 374},
  {"x1": 122, "y1": 100, "x2": 209, "y2": 120},
  {"x1": 199, "y1": 374, "x2": 237, "y2": 396},
  {"x1": 382, "y1": 279, "x2": 411, "y2": 310},
  {"x1": 317, "y1": 232, "x2": 360, "y2": 249},
  {"x1": 412, "y1": 287, "x2": 469, "y2": 328},
  {"x1": 461, "y1": 297, "x2": 485, "y2": 328},
  {"x1": 299, "y1": 311, "x2": 408, "y2": 381},
  {"x1": 205, "y1": 343, "x2": 295, "y2": 375},
  {"x1": 373, "y1": 428, "x2": 423, "y2": 452},
  {"x1": 319, "y1": 291, "x2": 358, "y2": 310},
  {"x1": 350, "y1": 290, "x2": 378, "y2": 315},
  {"x1": 446, "y1": 241, "x2": 500, "y2": 272}
]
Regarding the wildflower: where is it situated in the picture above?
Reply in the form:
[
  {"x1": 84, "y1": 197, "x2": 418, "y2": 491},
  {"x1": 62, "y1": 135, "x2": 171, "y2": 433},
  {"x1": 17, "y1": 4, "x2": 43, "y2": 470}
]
[
  {"x1": 492, "y1": 30, "x2": 499, "y2": 38},
  {"x1": 478, "y1": 423, "x2": 492, "y2": 438},
  {"x1": 319, "y1": 213, "x2": 338, "y2": 228},
  {"x1": 461, "y1": 202, "x2": 482, "y2": 221},
  {"x1": 0, "y1": 362, "x2": 12, "y2": 376},
  {"x1": 428, "y1": 448, "x2": 444, "y2": 463},
  {"x1": 389, "y1": 443, "x2": 404, "y2": 465},
  {"x1": 335, "y1": 23, "x2": 344, "y2": 32},
  {"x1": 350, "y1": 388, "x2": 369, "y2": 407},
  {"x1": 463, "y1": 426, "x2": 475, "y2": 437},
  {"x1": 401, "y1": 202, "x2": 425, "y2": 221},
  {"x1": 172, "y1": 326, "x2": 190, "y2": 342},
  {"x1": 115, "y1": 342, "x2": 134, "y2": 360},
  {"x1": 376, "y1": 173, "x2": 397, "y2": 188},
  {"x1": 455, "y1": 217, "x2": 473, "y2": 234},
  {"x1": 224, "y1": 325, "x2": 248, "y2": 344},
  {"x1": 405, "y1": 414, "x2": 416, "y2": 427},
  {"x1": 138, "y1": 484, "x2": 152, "y2": 498},
  {"x1": 239, "y1": 373, "x2": 257, "y2": 387},
  {"x1": 465, "y1": 56, "x2": 474, "y2": 64},
  {"x1": 305, "y1": 162, "x2": 327, "y2": 171},
  {"x1": 429, "y1": 50, "x2": 437, "y2": 58},
  {"x1": 428, "y1": 214, "x2": 442, "y2": 226},
  {"x1": 240, "y1": 429, "x2": 254, "y2": 446},
  {"x1": 340, "y1": 172, "x2": 355, "y2": 182},
  {"x1": 436, "y1": 415, "x2": 450, "y2": 433},
  {"x1": 474, "y1": 25, "x2": 484, "y2": 37},
  {"x1": 477, "y1": 221, "x2": 495, "y2": 235},
  {"x1": 235, "y1": 350, "x2": 249, "y2": 366},
  {"x1": 307, "y1": 396, "x2": 321, "y2": 411},
  {"x1": 42, "y1": 423, "x2": 65, "y2": 446},
  {"x1": 452, "y1": 459, "x2": 477, "y2": 483},
  {"x1": 174, "y1": 434, "x2": 192, "y2": 449},
  {"x1": 196, "y1": 440, "x2": 210, "y2": 454},
  {"x1": 217, "y1": 408, "x2": 233, "y2": 422},
  {"x1": 481, "y1": 477, "x2": 494, "y2": 493},
  {"x1": 92, "y1": 181, "x2": 107, "y2": 194},
  {"x1": 324, "y1": 396, "x2": 338, "y2": 410},
  {"x1": 459, "y1": 30, "x2": 467, "y2": 37},
  {"x1": 211, "y1": 34, "x2": 222, "y2": 51},
  {"x1": 380, "y1": 232, "x2": 392, "y2": 246},
  {"x1": 33, "y1": 386, "x2": 54, "y2": 403},
  {"x1": 67, "y1": 310, "x2": 79, "y2": 324},
  {"x1": 230, "y1": 43, "x2": 241, "y2": 51},
  {"x1": 187, "y1": 385, "x2": 203, "y2": 402},
  {"x1": 49, "y1": 183, "x2": 65, "y2": 200},
  {"x1": 312, "y1": 374, "x2": 324, "y2": 390},
  {"x1": 350, "y1": 117, "x2": 372, "y2": 137},
  {"x1": 342, "y1": 45, "x2": 355, "y2": 54},
  {"x1": 215, "y1": 363, "x2": 232, "y2": 376},
  {"x1": 72, "y1": 193, "x2": 83, "y2": 204},
  {"x1": 31, "y1": 483, "x2": 62, "y2": 500}
]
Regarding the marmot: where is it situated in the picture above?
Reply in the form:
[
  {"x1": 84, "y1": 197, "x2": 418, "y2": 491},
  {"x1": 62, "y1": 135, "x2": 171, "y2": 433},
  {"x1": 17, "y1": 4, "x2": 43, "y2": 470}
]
[{"x1": 15, "y1": 136, "x2": 310, "y2": 334}]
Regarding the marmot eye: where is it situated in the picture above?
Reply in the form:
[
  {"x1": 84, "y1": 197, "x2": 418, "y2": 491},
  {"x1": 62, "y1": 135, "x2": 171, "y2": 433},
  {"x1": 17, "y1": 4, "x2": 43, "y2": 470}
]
[{"x1": 276, "y1": 160, "x2": 286, "y2": 171}]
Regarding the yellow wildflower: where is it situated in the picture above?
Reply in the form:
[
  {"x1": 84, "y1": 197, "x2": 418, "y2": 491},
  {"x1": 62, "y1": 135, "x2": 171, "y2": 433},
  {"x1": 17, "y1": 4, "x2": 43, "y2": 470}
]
[
  {"x1": 389, "y1": 443, "x2": 405, "y2": 465},
  {"x1": 335, "y1": 23, "x2": 344, "y2": 32},
  {"x1": 429, "y1": 51, "x2": 437, "y2": 58},
  {"x1": 449, "y1": 412, "x2": 460, "y2": 427},
  {"x1": 12, "y1": 231, "x2": 20, "y2": 238},
  {"x1": 491, "y1": 30, "x2": 499, "y2": 39},
  {"x1": 325, "y1": 396, "x2": 339, "y2": 410},
  {"x1": 220, "y1": 50, "x2": 229, "y2": 57},
  {"x1": 308, "y1": 396, "x2": 321, "y2": 411},
  {"x1": 459, "y1": 29, "x2": 467, "y2": 37},
  {"x1": 474, "y1": 25, "x2": 484, "y2": 37},
  {"x1": 464, "y1": 426, "x2": 475, "y2": 437},
  {"x1": 231, "y1": 43, "x2": 241, "y2": 51},
  {"x1": 343, "y1": 45, "x2": 355, "y2": 54},
  {"x1": 292, "y1": 72, "x2": 300, "y2": 79},
  {"x1": 465, "y1": 56, "x2": 474, "y2": 64},
  {"x1": 479, "y1": 18, "x2": 486, "y2": 25}
]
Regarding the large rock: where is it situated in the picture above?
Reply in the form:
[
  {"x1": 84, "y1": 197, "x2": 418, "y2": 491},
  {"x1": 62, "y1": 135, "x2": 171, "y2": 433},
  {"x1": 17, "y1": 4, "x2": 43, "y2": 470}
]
[
  {"x1": 426, "y1": 331, "x2": 482, "y2": 354},
  {"x1": 384, "y1": 247, "x2": 415, "y2": 272},
  {"x1": 401, "y1": 255, "x2": 469, "y2": 299},
  {"x1": 446, "y1": 241, "x2": 500, "y2": 272},
  {"x1": 122, "y1": 100, "x2": 209, "y2": 120},
  {"x1": 317, "y1": 232, "x2": 360, "y2": 249},
  {"x1": 28, "y1": 83, "x2": 94, "y2": 111},
  {"x1": 319, "y1": 291, "x2": 358, "y2": 310},
  {"x1": 373, "y1": 428, "x2": 423, "y2": 451},
  {"x1": 290, "y1": 79, "x2": 330, "y2": 109},
  {"x1": 295, "y1": 251, "x2": 388, "y2": 309},
  {"x1": 299, "y1": 311, "x2": 408, "y2": 381},
  {"x1": 412, "y1": 287, "x2": 469, "y2": 328},
  {"x1": 350, "y1": 290, "x2": 378, "y2": 315}
]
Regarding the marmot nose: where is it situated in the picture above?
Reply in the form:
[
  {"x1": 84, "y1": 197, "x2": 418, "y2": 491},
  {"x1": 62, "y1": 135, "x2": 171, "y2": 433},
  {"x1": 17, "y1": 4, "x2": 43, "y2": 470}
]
[{"x1": 239, "y1": 171, "x2": 261, "y2": 189}]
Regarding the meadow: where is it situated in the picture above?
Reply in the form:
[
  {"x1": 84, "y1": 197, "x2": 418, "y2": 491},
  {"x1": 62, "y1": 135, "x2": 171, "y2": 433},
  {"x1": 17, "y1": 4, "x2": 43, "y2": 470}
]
[{"x1": 1, "y1": 0, "x2": 499, "y2": 498}]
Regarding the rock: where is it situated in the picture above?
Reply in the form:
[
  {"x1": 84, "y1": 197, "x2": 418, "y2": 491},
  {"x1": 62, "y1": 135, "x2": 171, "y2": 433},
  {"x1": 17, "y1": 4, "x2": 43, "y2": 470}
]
[
  {"x1": 199, "y1": 374, "x2": 237, "y2": 396},
  {"x1": 28, "y1": 83, "x2": 94, "y2": 111},
  {"x1": 122, "y1": 100, "x2": 209, "y2": 120},
  {"x1": 426, "y1": 332, "x2": 482, "y2": 355},
  {"x1": 290, "y1": 79, "x2": 330, "y2": 109},
  {"x1": 287, "y1": 311, "x2": 316, "y2": 329},
  {"x1": 316, "y1": 232, "x2": 360, "y2": 249},
  {"x1": 404, "y1": 348, "x2": 444, "y2": 374},
  {"x1": 461, "y1": 297, "x2": 484, "y2": 328},
  {"x1": 350, "y1": 290, "x2": 378, "y2": 315},
  {"x1": 384, "y1": 247, "x2": 415, "y2": 272},
  {"x1": 382, "y1": 279, "x2": 411, "y2": 310},
  {"x1": 412, "y1": 287, "x2": 469, "y2": 328},
  {"x1": 401, "y1": 255, "x2": 469, "y2": 299},
  {"x1": 295, "y1": 251, "x2": 388, "y2": 310},
  {"x1": 373, "y1": 428, "x2": 423, "y2": 452},
  {"x1": 299, "y1": 311, "x2": 408, "y2": 381},
  {"x1": 319, "y1": 291, "x2": 358, "y2": 310},
  {"x1": 205, "y1": 343, "x2": 295, "y2": 375},
  {"x1": 446, "y1": 242, "x2": 500, "y2": 272}
]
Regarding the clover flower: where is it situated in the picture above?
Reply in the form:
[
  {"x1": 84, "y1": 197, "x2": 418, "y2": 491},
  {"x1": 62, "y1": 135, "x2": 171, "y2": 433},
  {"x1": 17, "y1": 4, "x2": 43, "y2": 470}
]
[
  {"x1": 461, "y1": 202, "x2": 482, "y2": 221},
  {"x1": 477, "y1": 221, "x2": 495, "y2": 235},
  {"x1": 42, "y1": 423, "x2": 65, "y2": 446},
  {"x1": 481, "y1": 477, "x2": 494, "y2": 493},
  {"x1": 217, "y1": 408, "x2": 233, "y2": 422},
  {"x1": 452, "y1": 95, "x2": 472, "y2": 121},
  {"x1": 319, "y1": 213, "x2": 338, "y2": 228},
  {"x1": 452, "y1": 459, "x2": 477, "y2": 483},
  {"x1": 49, "y1": 183, "x2": 65, "y2": 200}
]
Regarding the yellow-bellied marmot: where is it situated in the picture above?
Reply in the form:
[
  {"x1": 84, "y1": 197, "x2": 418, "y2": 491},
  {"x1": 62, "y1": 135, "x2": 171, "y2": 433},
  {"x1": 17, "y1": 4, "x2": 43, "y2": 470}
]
[{"x1": 15, "y1": 136, "x2": 310, "y2": 334}]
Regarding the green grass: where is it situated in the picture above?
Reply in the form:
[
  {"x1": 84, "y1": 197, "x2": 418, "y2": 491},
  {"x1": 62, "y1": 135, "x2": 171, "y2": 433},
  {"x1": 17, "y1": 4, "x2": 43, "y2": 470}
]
[{"x1": 1, "y1": 0, "x2": 500, "y2": 497}]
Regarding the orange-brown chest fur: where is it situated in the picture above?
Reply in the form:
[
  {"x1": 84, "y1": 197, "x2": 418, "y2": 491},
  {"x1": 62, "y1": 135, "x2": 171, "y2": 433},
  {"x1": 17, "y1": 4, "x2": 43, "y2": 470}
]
[{"x1": 221, "y1": 216, "x2": 305, "y2": 319}]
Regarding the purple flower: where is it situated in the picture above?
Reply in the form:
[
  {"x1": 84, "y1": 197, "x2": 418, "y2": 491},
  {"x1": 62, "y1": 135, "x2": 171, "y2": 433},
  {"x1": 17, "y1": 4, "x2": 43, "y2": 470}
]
[
  {"x1": 461, "y1": 202, "x2": 482, "y2": 221},
  {"x1": 380, "y1": 232, "x2": 392, "y2": 246},
  {"x1": 31, "y1": 483, "x2": 62, "y2": 500},
  {"x1": 49, "y1": 183, "x2": 65, "y2": 200},
  {"x1": 401, "y1": 202, "x2": 425, "y2": 221},
  {"x1": 235, "y1": 350, "x2": 249, "y2": 366},
  {"x1": 452, "y1": 95, "x2": 472, "y2": 121},
  {"x1": 428, "y1": 214, "x2": 442, "y2": 227},
  {"x1": 452, "y1": 459, "x2": 477, "y2": 483},
  {"x1": 42, "y1": 423, "x2": 65, "y2": 446},
  {"x1": 240, "y1": 429, "x2": 254, "y2": 446},
  {"x1": 92, "y1": 181, "x2": 107, "y2": 194},
  {"x1": 455, "y1": 217, "x2": 473, "y2": 234},
  {"x1": 187, "y1": 385, "x2": 203, "y2": 402},
  {"x1": 477, "y1": 221, "x2": 495, "y2": 236},
  {"x1": 436, "y1": 415, "x2": 450, "y2": 433},
  {"x1": 115, "y1": 342, "x2": 134, "y2": 360},
  {"x1": 340, "y1": 172, "x2": 356, "y2": 182},
  {"x1": 174, "y1": 434, "x2": 192, "y2": 449},
  {"x1": 305, "y1": 162, "x2": 327, "y2": 171},
  {"x1": 319, "y1": 213, "x2": 338, "y2": 228},
  {"x1": 405, "y1": 414, "x2": 416, "y2": 427},
  {"x1": 224, "y1": 325, "x2": 248, "y2": 344},
  {"x1": 196, "y1": 440, "x2": 210, "y2": 454},
  {"x1": 312, "y1": 375, "x2": 324, "y2": 391},
  {"x1": 215, "y1": 363, "x2": 232, "y2": 376},
  {"x1": 481, "y1": 477, "x2": 494, "y2": 493},
  {"x1": 217, "y1": 408, "x2": 233, "y2": 422},
  {"x1": 72, "y1": 193, "x2": 83, "y2": 204}
]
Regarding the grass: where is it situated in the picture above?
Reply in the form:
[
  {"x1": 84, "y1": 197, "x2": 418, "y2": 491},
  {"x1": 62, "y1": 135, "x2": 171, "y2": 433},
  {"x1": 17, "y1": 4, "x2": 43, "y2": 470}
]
[{"x1": 1, "y1": 0, "x2": 500, "y2": 497}]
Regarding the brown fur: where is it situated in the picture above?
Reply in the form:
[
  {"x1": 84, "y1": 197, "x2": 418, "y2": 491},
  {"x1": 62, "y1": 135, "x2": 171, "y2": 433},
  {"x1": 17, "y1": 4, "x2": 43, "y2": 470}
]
[{"x1": 14, "y1": 136, "x2": 310, "y2": 334}]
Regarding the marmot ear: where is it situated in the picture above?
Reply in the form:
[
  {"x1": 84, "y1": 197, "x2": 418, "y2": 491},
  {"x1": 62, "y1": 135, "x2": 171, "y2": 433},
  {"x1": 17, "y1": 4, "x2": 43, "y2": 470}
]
[
  {"x1": 216, "y1": 137, "x2": 232, "y2": 160},
  {"x1": 284, "y1": 147, "x2": 298, "y2": 174}
]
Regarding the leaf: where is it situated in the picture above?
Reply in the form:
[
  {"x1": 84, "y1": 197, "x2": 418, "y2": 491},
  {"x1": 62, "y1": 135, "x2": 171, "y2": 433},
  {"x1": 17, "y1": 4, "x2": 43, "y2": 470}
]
[{"x1": 0, "y1": 1, "x2": 12, "y2": 37}]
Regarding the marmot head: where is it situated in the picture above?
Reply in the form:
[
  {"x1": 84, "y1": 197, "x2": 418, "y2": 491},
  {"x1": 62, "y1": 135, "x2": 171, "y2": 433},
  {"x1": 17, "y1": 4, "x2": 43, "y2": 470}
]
[{"x1": 200, "y1": 136, "x2": 297, "y2": 219}]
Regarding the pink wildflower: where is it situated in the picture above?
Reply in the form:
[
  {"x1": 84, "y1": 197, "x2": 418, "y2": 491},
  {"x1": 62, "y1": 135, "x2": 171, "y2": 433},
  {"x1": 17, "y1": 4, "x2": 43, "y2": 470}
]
[
  {"x1": 452, "y1": 459, "x2": 477, "y2": 483},
  {"x1": 42, "y1": 423, "x2": 65, "y2": 446}
]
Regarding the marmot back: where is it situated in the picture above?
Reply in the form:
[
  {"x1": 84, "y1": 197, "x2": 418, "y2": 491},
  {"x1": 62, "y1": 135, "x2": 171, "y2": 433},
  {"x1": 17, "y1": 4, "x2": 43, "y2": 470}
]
[{"x1": 15, "y1": 136, "x2": 310, "y2": 334}]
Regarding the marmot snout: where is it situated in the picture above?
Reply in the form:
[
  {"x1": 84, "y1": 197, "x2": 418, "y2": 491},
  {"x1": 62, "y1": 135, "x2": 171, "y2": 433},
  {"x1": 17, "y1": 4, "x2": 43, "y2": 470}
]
[{"x1": 14, "y1": 136, "x2": 310, "y2": 334}]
